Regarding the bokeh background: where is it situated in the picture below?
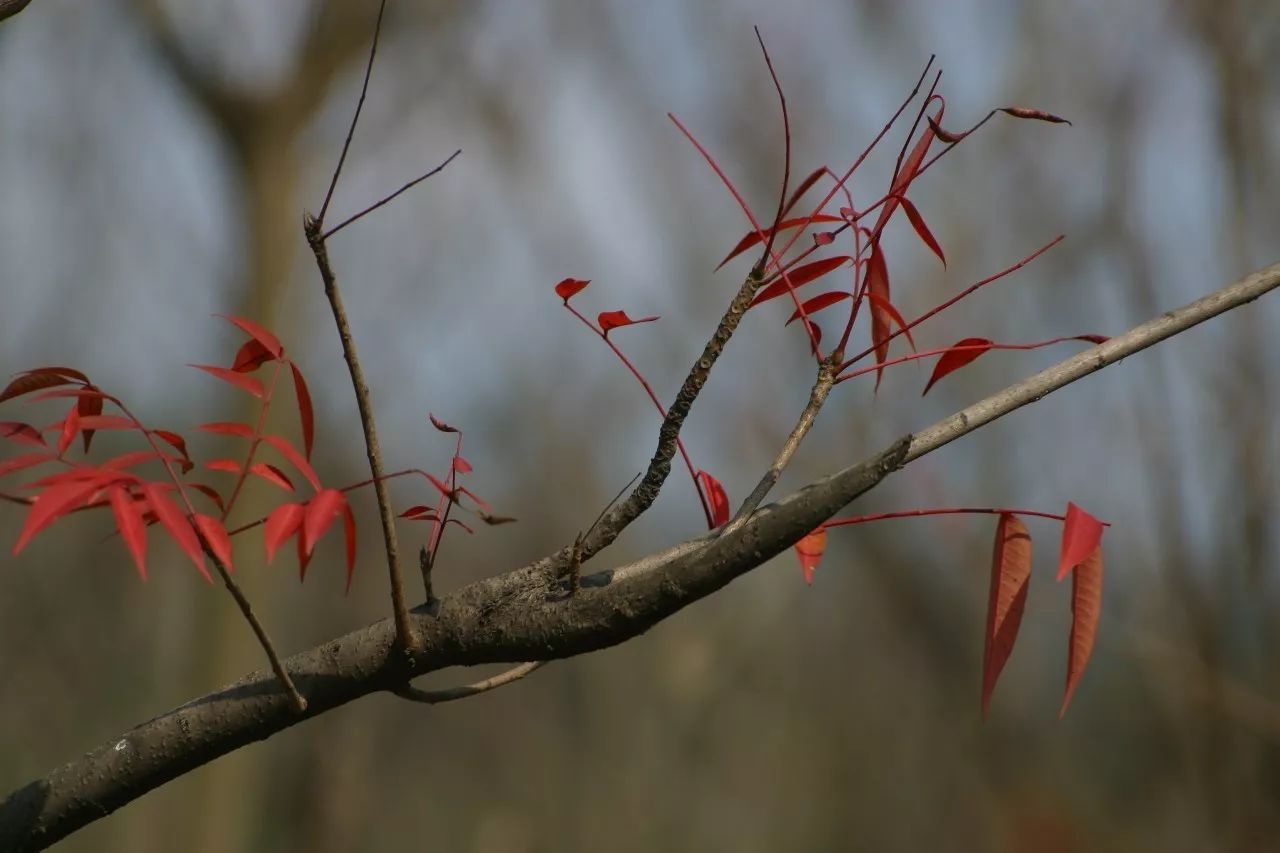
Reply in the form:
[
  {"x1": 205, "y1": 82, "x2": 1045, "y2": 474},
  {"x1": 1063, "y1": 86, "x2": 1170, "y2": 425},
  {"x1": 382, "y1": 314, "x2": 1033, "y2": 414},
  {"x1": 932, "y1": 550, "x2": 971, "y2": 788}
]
[{"x1": 2, "y1": 1, "x2": 1278, "y2": 850}]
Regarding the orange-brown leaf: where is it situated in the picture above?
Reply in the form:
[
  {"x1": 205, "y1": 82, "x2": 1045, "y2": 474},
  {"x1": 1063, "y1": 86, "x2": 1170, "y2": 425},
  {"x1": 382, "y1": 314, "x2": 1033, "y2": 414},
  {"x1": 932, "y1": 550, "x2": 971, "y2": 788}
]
[
  {"x1": 982, "y1": 513, "x2": 1032, "y2": 719},
  {"x1": 795, "y1": 527, "x2": 828, "y2": 585},
  {"x1": 1060, "y1": 546, "x2": 1103, "y2": 718}
]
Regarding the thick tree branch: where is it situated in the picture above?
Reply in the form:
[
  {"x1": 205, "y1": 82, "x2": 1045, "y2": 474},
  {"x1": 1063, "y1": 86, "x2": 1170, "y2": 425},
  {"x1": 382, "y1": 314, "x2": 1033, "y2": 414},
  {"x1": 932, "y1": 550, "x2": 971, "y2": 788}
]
[{"x1": 2, "y1": 261, "x2": 1277, "y2": 850}]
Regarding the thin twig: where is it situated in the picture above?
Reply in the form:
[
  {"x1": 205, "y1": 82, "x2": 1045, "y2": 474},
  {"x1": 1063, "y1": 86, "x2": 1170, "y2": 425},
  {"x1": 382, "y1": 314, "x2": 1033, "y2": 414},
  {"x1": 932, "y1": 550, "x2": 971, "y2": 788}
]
[
  {"x1": 323, "y1": 150, "x2": 461, "y2": 240},
  {"x1": 316, "y1": 0, "x2": 389, "y2": 225},
  {"x1": 393, "y1": 661, "x2": 546, "y2": 705}
]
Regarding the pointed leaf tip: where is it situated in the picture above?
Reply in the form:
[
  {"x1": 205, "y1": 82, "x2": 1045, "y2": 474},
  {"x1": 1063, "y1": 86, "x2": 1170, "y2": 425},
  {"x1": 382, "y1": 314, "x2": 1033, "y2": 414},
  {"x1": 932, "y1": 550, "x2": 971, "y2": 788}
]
[
  {"x1": 1061, "y1": 546, "x2": 1103, "y2": 717},
  {"x1": 1057, "y1": 502, "x2": 1104, "y2": 580},
  {"x1": 795, "y1": 527, "x2": 828, "y2": 584},
  {"x1": 696, "y1": 470, "x2": 730, "y2": 528},
  {"x1": 982, "y1": 514, "x2": 1032, "y2": 719},
  {"x1": 217, "y1": 314, "x2": 284, "y2": 358}
]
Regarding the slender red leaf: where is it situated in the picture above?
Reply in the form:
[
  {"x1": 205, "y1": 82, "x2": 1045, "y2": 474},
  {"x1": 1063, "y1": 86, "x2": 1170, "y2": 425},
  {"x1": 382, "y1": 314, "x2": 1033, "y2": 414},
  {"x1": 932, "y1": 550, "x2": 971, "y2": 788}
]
[
  {"x1": 142, "y1": 483, "x2": 209, "y2": 582},
  {"x1": 73, "y1": 415, "x2": 136, "y2": 431},
  {"x1": 786, "y1": 291, "x2": 852, "y2": 325},
  {"x1": 554, "y1": 278, "x2": 590, "y2": 302},
  {"x1": 1060, "y1": 546, "x2": 1103, "y2": 717},
  {"x1": 922, "y1": 338, "x2": 995, "y2": 396},
  {"x1": 598, "y1": 311, "x2": 659, "y2": 336},
  {"x1": 56, "y1": 405, "x2": 80, "y2": 456},
  {"x1": 262, "y1": 434, "x2": 321, "y2": 491},
  {"x1": 108, "y1": 485, "x2": 148, "y2": 580},
  {"x1": 696, "y1": 470, "x2": 730, "y2": 528},
  {"x1": 231, "y1": 339, "x2": 275, "y2": 373},
  {"x1": 866, "y1": 245, "x2": 893, "y2": 389},
  {"x1": 453, "y1": 455, "x2": 473, "y2": 474},
  {"x1": 428, "y1": 413, "x2": 459, "y2": 433},
  {"x1": 0, "y1": 452, "x2": 55, "y2": 478},
  {"x1": 341, "y1": 503, "x2": 357, "y2": 592},
  {"x1": 1001, "y1": 106, "x2": 1072, "y2": 126},
  {"x1": 1057, "y1": 502, "x2": 1104, "y2": 580},
  {"x1": 205, "y1": 459, "x2": 242, "y2": 474},
  {"x1": 424, "y1": 472, "x2": 453, "y2": 499},
  {"x1": 290, "y1": 363, "x2": 315, "y2": 460},
  {"x1": 795, "y1": 527, "x2": 828, "y2": 585},
  {"x1": 77, "y1": 385, "x2": 104, "y2": 452},
  {"x1": 982, "y1": 514, "x2": 1032, "y2": 719},
  {"x1": 198, "y1": 422, "x2": 255, "y2": 439},
  {"x1": 218, "y1": 314, "x2": 284, "y2": 358},
  {"x1": 152, "y1": 430, "x2": 189, "y2": 462},
  {"x1": 897, "y1": 195, "x2": 946, "y2": 267},
  {"x1": 864, "y1": 290, "x2": 917, "y2": 352},
  {"x1": 189, "y1": 364, "x2": 266, "y2": 399},
  {"x1": 188, "y1": 483, "x2": 225, "y2": 513},
  {"x1": 0, "y1": 373, "x2": 73, "y2": 404},
  {"x1": 265, "y1": 502, "x2": 305, "y2": 563},
  {"x1": 457, "y1": 485, "x2": 490, "y2": 510},
  {"x1": 399, "y1": 505, "x2": 438, "y2": 521},
  {"x1": 716, "y1": 215, "x2": 843, "y2": 270},
  {"x1": 13, "y1": 477, "x2": 110, "y2": 554},
  {"x1": 751, "y1": 256, "x2": 854, "y2": 306},
  {"x1": 445, "y1": 518, "x2": 475, "y2": 534},
  {"x1": 780, "y1": 167, "x2": 829, "y2": 219},
  {"x1": 302, "y1": 489, "x2": 346, "y2": 559},
  {"x1": 250, "y1": 462, "x2": 294, "y2": 492},
  {"x1": 2, "y1": 421, "x2": 46, "y2": 447},
  {"x1": 194, "y1": 513, "x2": 233, "y2": 573}
]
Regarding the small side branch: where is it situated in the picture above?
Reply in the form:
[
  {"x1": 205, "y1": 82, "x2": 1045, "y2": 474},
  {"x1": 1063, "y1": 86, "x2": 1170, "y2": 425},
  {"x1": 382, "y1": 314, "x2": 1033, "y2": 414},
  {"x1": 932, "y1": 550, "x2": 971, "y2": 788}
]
[{"x1": 392, "y1": 661, "x2": 547, "y2": 706}]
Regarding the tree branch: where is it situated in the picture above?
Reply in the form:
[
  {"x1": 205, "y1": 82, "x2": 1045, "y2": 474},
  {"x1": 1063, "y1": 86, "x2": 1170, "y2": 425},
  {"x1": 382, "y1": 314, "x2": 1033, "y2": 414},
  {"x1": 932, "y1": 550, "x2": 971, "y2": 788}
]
[{"x1": 2, "y1": 261, "x2": 1277, "y2": 850}]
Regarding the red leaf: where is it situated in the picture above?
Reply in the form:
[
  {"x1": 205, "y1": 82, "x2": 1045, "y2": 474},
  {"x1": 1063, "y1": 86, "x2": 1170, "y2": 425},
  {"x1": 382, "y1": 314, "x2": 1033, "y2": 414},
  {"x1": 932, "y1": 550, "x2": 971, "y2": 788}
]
[
  {"x1": 891, "y1": 117, "x2": 938, "y2": 196},
  {"x1": 897, "y1": 195, "x2": 946, "y2": 267},
  {"x1": 188, "y1": 483, "x2": 226, "y2": 513},
  {"x1": 142, "y1": 483, "x2": 209, "y2": 582},
  {"x1": 780, "y1": 167, "x2": 830, "y2": 219},
  {"x1": 716, "y1": 215, "x2": 844, "y2": 270},
  {"x1": 696, "y1": 470, "x2": 730, "y2": 528},
  {"x1": 13, "y1": 477, "x2": 109, "y2": 554},
  {"x1": 77, "y1": 385, "x2": 104, "y2": 452},
  {"x1": 813, "y1": 231, "x2": 836, "y2": 247},
  {"x1": 0, "y1": 372, "x2": 74, "y2": 404},
  {"x1": 250, "y1": 462, "x2": 295, "y2": 492},
  {"x1": 786, "y1": 291, "x2": 851, "y2": 325},
  {"x1": 428, "y1": 413, "x2": 459, "y2": 433},
  {"x1": 74, "y1": 415, "x2": 135, "y2": 431},
  {"x1": 1060, "y1": 546, "x2": 1102, "y2": 717},
  {"x1": 189, "y1": 364, "x2": 266, "y2": 399},
  {"x1": 457, "y1": 485, "x2": 490, "y2": 510},
  {"x1": 554, "y1": 278, "x2": 590, "y2": 302},
  {"x1": 922, "y1": 338, "x2": 995, "y2": 396},
  {"x1": 1, "y1": 421, "x2": 47, "y2": 447},
  {"x1": 18, "y1": 366, "x2": 90, "y2": 383},
  {"x1": 1001, "y1": 106, "x2": 1072, "y2": 126},
  {"x1": 453, "y1": 455, "x2": 473, "y2": 474},
  {"x1": 342, "y1": 503, "x2": 357, "y2": 592},
  {"x1": 194, "y1": 513, "x2": 233, "y2": 573},
  {"x1": 290, "y1": 363, "x2": 315, "y2": 460},
  {"x1": 751, "y1": 256, "x2": 854, "y2": 306},
  {"x1": 795, "y1": 527, "x2": 828, "y2": 585},
  {"x1": 399, "y1": 505, "x2": 438, "y2": 521},
  {"x1": 864, "y1": 290, "x2": 918, "y2": 353},
  {"x1": 231, "y1": 339, "x2": 275, "y2": 373},
  {"x1": 598, "y1": 311, "x2": 659, "y2": 336},
  {"x1": 0, "y1": 452, "x2": 55, "y2": 478},
  {"x1": 218, "y1": 314, "x2": 284, "y2": 358},
  {"x1": 56, "y1": 405, "x2": 80, "y2": 456},
  {"x1": 866, "y1": 246, "x2": 893, "y2": 389},
  {"x1": 198, "y1": 421, "x2": 256, "y2": 439},
  {"x1": 204, "y1": 459, "x2": 243, "y2": 474},
  {"x1": 262, "y1": 434, "x2": 320, "y2": 491},
  {"x1": 108, "y1": 485, "x2": 148, "y2": 580},
  {"x1": 926, "y1": 115, "x2": 967, "y2": 144},
  {"x1": 1057, "y1": 502, "x2": 1104, "y2": 581},
  {"x1": 152, "y1": 430, "x2": 190, "y2": 462},
  {"x1": 302, "y1": 489, "x2": 346, "y2": 559},
  {"x1": 264, "y1": 502, "x2": 305, "y2": 563},
  {"x1": 982, "y1": 514, "x2": 1032, "y2": 719}
]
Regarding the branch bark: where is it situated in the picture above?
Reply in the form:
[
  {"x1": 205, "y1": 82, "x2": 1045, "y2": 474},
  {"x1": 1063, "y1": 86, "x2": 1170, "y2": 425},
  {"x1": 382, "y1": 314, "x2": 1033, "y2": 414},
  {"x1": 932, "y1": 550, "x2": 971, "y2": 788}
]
[{"x1": 2, "y1": 260, "x2": 1277, "y2": 850}]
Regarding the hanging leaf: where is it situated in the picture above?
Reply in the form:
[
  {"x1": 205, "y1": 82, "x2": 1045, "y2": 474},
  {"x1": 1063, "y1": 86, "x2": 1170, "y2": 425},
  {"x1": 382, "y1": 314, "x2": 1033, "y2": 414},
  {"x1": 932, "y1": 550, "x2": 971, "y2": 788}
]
[
  {"x1": 13, "y1": 476, "x2": 113, "y2": 554},
  {"x1": 926, "y1": 115, "x2": 967, "y2": 144},
  {"x1": 218, "y1": 314, "x2": 284, "y2": 358},
  {"x1": 108, "y1": 485, "x2": 148, "y2": 580},
  {"x1": 265, "y1": 502, "x2": 305, "y2": 563},
  {"x1": 1060, "y1": 546, "x2": 1103, "y2": 717},
  {"x1": 250, "y1": 462, "x2": 295, "y2": 492},
  {"x1": 864, "y1": 290, "x2": 917, "y2": 353},
  {"x1": 866, "y1": 245, "x2": 893, "y2": 389},
  {"x1": 598, "y1": 311, "x2": 659, "y2": 336},
  {"x1": 696, "y1": 470, "x2": 730, "y2": 528},
  {"x1": 457, "y1": 485, "x2": 491, "y2": 510},
  {"x1": 922, "y1": 338, "x2": 995, "y2": 396},
  {"x1": 0, "y1": 422, "x2": 47, "y2": 447},
  {"x1": 554, "y1": 278, "x2": 590, "y2": 302},
  {"x1": 56, "y1": 406, "x2": 80, "y2": 457},
  {"x1": 786, "y1": 291, "x2": 852, "y2": 325},
  {"x1": 290, "y1": 363, "x2": 315, "y2": 459},
  {"x1": 140, "y1": 483, "x2": 209, "y2": 582},
  {"x1": 1001, "y1": 107, "x2": 1072, "y2": 126},
  {"x1": 813, "y1": 231, "x2": 836, "y2": 247},
  {"x1": 751, "y1": 256, "x2": 854, "y2": 307},
  {"x1": 424, "y1": 472, "x2": 454, "y2": 499},
  {"x1": 982, "y1": 514, "x2": 1032, "y2": 719},
  {"x1": 795, "y1": 527, "x2": 828, "y2": 584},
  {"x1": 716, "y1": 215, "x2": 844, "y2": 270},
  {"x1": 262, "y1": 434, "x2": 321, "y2": 491},
  {"x1": 76, "y1": 385, "x2": 104, "y2": 452},
  {"x1": 1057, "y1": 502, "x2": 1104, "y2": 580},
  {"x1": 230, "y1": 340, "x2": 275, "y2": 373},
  {"x1": 194, "y1": 514, "x2": 234, "y2": 573},
  {"x1": 453, "y1": 455, "x2": 473, "y2": 474},
  {"x1": 342, "y1": 503, "x2": 357, "y2": 593},
  {"x1": 399, "y1": 505, "x2": 438, "y2": 521},
  {"x1": 152, "y1": 430, "x2": 190, "y2": 463},
  {"x1": 188, "y1": 365, "x2": 266, "y2": 399},
  {"x1": 204, "y1": 459, "x2": 243, "y2": 474},
  {"x1": 428, "y1": 413, "x2": 459, "y2": 433},
  {"x1": 301, "y1": 489, "x2": 346, "y2": 560},
  {"x1": 897, "y1": 195, "x2": 946, "y2": 267},
  {"x1": 0, "y1": 372, "x2": 75, "y2": 404}
]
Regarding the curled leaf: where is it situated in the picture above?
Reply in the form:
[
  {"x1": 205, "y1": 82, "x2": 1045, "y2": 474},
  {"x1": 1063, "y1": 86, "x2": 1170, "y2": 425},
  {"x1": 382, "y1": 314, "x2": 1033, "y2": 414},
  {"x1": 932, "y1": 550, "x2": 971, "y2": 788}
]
[
  {"x1": 696, "y1": 470, "x2": 730, "y2": 528},
  {"x1": 231, "y1": 340, "x2": 275, "y2": 373},
  {"x1": 189, "y1": 365, "x2": 266, "y2": 399},
  {"x1": 218, "y1": 314, "x2": 284, "y2": 358},
  {"x1": 926, "y1": 115, "x2": 967, "y2": 144},
  {"x1": 598, "y1": 310, "x2": 659, "y2": 336},
  {"x1": 453, "y1": 455, "x2": 473, "y2": 474}
]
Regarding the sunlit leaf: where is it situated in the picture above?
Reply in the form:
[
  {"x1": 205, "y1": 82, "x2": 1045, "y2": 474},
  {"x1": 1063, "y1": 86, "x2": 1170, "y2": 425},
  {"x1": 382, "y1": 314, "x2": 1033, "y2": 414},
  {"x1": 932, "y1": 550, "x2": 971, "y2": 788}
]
[
  {"x1": 108, "y1": 485, "x2": 148, "y2": 580},
  {"x1": 290, "y1": 363, "x2": 315, "y2": 460},
  {"x1": 142, "y1": 483, "x2": 209, "y2": 582},
  {"x1": 265, "y1": 502, "x2": 305, "y2": 564},
  {"x1": 250, "y1": 462, "x2": 294, "y2": 492},
  {"x1": 189, "y1": 364, "x2": 266, "y2": 399},
  {"x1": 262, "y1": 434, "x2": 321, "y2": 491},
  {"x1": 13, "y1": 477, "x2": 110, "y2": 554},
  {"x1": 301, "y1": 489, "x2": 346, "y2": 560},
  {"x1": 696, "y1": 470, "x2": 730, "y2": 528},
  {"x1": 982, "y1": 513, "x2": 1032, "y2": 719},
  {"x1": 1060, "y1": 546, "x2": 1102, "y2": 717}
]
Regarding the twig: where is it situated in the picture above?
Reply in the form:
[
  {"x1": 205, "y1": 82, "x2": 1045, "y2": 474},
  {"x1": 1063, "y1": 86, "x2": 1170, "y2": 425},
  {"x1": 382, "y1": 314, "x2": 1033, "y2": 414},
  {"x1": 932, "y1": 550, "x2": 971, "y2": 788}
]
[
  {"x1": 393, "y1": 661, "x2": 546, "y2": 705},
  {"x1": 721, "y1": 354, "x2": 839, "y2": 536},
  {"x1": 322, "y1": 150, "x2": 461, "y2": 240}
]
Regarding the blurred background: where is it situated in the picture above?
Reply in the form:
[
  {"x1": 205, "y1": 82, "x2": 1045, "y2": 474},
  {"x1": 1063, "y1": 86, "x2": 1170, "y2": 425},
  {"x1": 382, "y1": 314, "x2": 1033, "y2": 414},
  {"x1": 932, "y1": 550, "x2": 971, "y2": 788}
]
[{"x1": 1, "y1": 1, "x2": 1278, "y2": 850}]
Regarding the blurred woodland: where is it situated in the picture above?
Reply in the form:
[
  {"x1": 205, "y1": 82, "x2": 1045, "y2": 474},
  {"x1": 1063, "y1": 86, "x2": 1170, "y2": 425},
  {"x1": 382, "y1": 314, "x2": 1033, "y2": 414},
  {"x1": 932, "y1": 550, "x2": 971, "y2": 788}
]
[{"x1": 1, "y1": 1, "x2": 1279, "y2": 850}]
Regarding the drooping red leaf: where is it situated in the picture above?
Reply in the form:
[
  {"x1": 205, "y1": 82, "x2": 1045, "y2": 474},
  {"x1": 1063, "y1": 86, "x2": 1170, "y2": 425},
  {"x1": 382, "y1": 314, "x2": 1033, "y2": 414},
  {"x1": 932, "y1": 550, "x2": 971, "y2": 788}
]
[
  {"x1": 205, "y1": 459, "x2": 243, "y2": 474},
  {"x1": 922, "y1": 338, "x2": 995, "y2": 396},
  {"x1": 301, "y1": 489, "x2": 346, "y2": 560},
  {"x1": 76, "y1": 385, "x2": 104, "y2": 452},
  {"x1": 264, "y1": 502, "x2": 305, "y2": 564},
  {"x1": 108, "y1": 485, "x2": 148, "y2": 580},
  {"x1": 18, "y1": 366, "x2": 90, "y2": 383},
  {"x1": 218, "y1": 314, "x2": 284, "y2": 358},
  {"x1": 194, "y1": 513, "x2": 233, "y2": 573},
  {"x1": 231, "y1": 339, "x2": 275, "y2": 373},
  {"x1": 73, "y1": 414, "x2": 134, "y2": 432},
  {"x1": 453, "y1": 455, "x2": 473, "y2": 474},
  {"x1": 428, "y1": 413, "x2": 459, "y2": 433},
  {"x1": 424, "y1": 472, "x2": 454, "y2": 499},
  {"x1": 554, "y1": 278, "x2": 590, "y2": 302},
  {"x1": 897, "y1": 195, "x2": 946, "y2": 267},
  {"x1": 716, "y1": 215, "x2": 844, "y2": 271},
  {"x1": 926, "y1": 115, "x2": 967, "y2": 144},
  {"x1": 696, "y1": 470, "x2": 730, "y2": 528},
  {"x1": 1057, "y1": 502, "x2": 1104, "y2": 581},
  {"x1": 142, "y1": 483, "x2": 209, "y2": 582},
  {"x1": 56, "y1": 405, "x2": 80, "y2": 457},
  {"x1": 250, "y1": 462, "x2": 295, "y2": 492},
  {"x1": 13, "y1": 477, "x2": 110, "y2": 554},
  {"x1": 0, "y1": 372, "x2": 74, "y2": 404},
  {"x1": 598, "y1": 311, "x2": 659, "y2": 336},
  {"x1": 290, "y1": 363, "x2": 315, "y2": 460},
  {"x1": 891, "y1": 116, "x2": 938, "y2": 196},
  {"x1": 28, "y1": 388, "x2": 112, "y2": 403},
  {"x1": 152, "y1": 430, "x2": 190, "y2": 461},
  {"x1": 864, "y1": 290, "x2": 917, "y2": 353},
  {"x1": 0, "y1": 452, "x2": 55, "y2": 478},
  {"x1": 1060, "y1": 546, "x2": 1103, "y2": 717},
  {"x1": 341, "y1": 503, "x2": 357, "y2": 592},
  {"x1": 2, "y1": 421, "x2": 47, "y2": 447},
  {"x1": 262, "y1": 434, "x2": 321, "y2": 491},
  {"x1": 795, "y1": 527, "x2": 828, "y2": 585},
  {"x1": 189, "y1": 364, "x2": 266, "y2": 399},
  {"x1": 457, "y1": 485, "x2": 490, "y2": 510},
  {"x1": 751, "y1": 256, "x2": 854, "y2": 306},
  {"x1": 1001, "y1": 107, "x2": 1072, "y2": 126},
  {"x1": 188, "y1": 483, "x2": 226, "y2": 513},
  {"x1": 786, "y1": 291, "x2": 852, "y2": 325},
  {"x1": 197, "y1": 421, "x2": 256, "y2": 439},
  {"x1": 866, "y1": 245, "x2": 893, "y2": 389},
  {"x1": 982, "y1": 513, "x2": 1032, "y2": 720}
]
